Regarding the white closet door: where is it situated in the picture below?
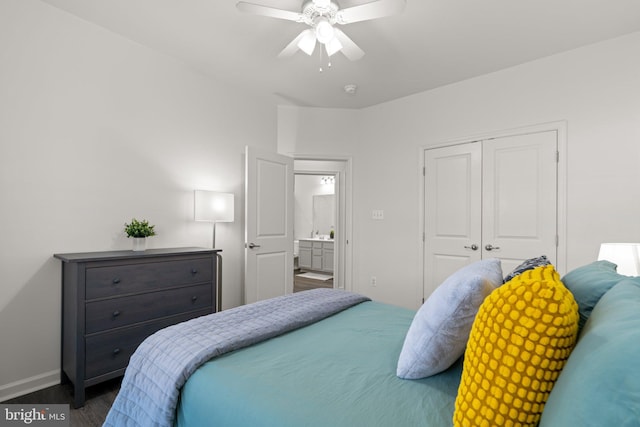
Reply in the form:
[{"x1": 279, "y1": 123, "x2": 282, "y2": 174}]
[
  {"x1": 482, "y1": 131, "x2": 558, "y2": 274},
  {"x1": 423, "y1": 130, "x2": 559, "y2": 300},
  {"x1": 424, "y1": 142, "x2": 482, "y2": 298}
]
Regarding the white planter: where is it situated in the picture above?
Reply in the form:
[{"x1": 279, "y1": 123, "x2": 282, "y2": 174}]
[{"x1": 132, "y1": 237, "x2": 146, "y2": 251}]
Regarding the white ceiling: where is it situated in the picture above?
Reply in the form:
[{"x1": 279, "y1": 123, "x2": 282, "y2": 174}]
[{"x1": 39, "y1": 0, "x2": 640, "y2": 109}]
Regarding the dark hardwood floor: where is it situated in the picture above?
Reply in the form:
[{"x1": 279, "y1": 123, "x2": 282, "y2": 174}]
[
  {"x1": 5, "y1": 377, "x2": 121, "y2": 427},
  {"x1": 293, "y1": 271, "x2": 334, "y2": 293}
]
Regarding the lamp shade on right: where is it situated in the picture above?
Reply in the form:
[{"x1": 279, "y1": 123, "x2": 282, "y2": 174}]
[{"x1": 597, "y1": 243, "x2": 640, "y2": 276}]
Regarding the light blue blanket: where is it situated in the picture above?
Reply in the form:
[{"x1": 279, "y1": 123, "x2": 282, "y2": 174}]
[{"x1": 103, "y1": 289, "x2": 370, "y2": 427}]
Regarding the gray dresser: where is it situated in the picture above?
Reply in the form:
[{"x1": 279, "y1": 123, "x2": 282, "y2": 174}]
[{"x1": 54, "y1": 247, "x2": 220, "y2": 407}]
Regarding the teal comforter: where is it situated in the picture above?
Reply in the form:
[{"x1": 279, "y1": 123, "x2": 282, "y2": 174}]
[
  {"x1": 105, "y1": 289, "x2": 369, "y2": 427},
  {"x1": 176, "y1": 301, "x2": 462, "y2": 427}
]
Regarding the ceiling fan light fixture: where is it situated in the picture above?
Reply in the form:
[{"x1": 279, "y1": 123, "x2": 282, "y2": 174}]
[
  {"x1": 315, "y1": 17, "x2": 335, "y2": 44},
  {"x1": 237, "y1": 0, "x2": 407, "y2": 62},
  {"x1": 297, "y1": 30, "x2": 317, "y2": 55}
]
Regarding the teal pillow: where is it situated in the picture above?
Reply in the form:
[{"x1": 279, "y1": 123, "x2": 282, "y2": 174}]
[
  {"x1": 561, "y1": 260, "x2": 627, "y2": 330},
  {"x1": 397, "y1": 259, "x2": 502, "y2": 379},
  {"x1": 539, "y1": 279, "x2": 640, "y2": 426}
]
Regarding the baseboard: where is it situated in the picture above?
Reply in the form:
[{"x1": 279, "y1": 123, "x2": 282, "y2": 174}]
[{"x1": 0, "y1": 370, "x2": 60, "y2": 402}]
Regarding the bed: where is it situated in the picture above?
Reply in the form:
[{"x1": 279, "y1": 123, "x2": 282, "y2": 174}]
[
  {"x1": 176, "y1": 300, "x2": 460, "y2": 427},
  {"x1": 104, "y1": 260, "x2": 640, "y2": 427},
  {"x1": 103, "y1": 289, "x2": 461, "y2": 426}
]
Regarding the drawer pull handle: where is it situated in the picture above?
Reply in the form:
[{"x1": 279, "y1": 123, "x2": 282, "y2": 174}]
[
  {"x1": 112, "y1": 310, "x2": 121, "y2": 317},
  {"x1": 191, "y1": 268, "x2": 198, "y2": 275},
  {"x1": 113, "y1": 348, "x2": 121, "y2": 355},
  {"x1": 112, "y1": 278, "x2": 121, "y2": 284},
  {"x1": 191, "y1": 296, "x2": 198, "y2": 302}
]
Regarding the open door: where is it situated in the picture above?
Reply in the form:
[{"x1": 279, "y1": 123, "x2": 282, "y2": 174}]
[{"x1": 245, "y1": 146, "x2": 294, "y2": 304}]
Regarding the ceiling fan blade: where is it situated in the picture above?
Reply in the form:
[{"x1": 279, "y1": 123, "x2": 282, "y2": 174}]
[
  {"x1": 236, "y1": 2, "x2": 303, "y2": 22},
  {"x1": 334, "y1": 29, "x2": 364, "y2": 61},
  {"x1": 278, "y1": 29, "x2": 316, "y2": 58},
  {"x1": 336, "y1": 0, "x2": 406, "y2": 24}
]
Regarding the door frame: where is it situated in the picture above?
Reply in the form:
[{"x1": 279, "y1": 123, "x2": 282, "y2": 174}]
[
  {"x1": 293, "y1": 155, "x2": 353, "y2": 291},
  {"x1": 418, "y1": 121, "x2": 567, "y2": 302}
]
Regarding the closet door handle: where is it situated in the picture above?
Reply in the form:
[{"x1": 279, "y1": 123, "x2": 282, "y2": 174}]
[
  {"x1": 464, "y1": 244, "x2": 478, "y2": 251},
  {"x1": 247, "y1": 243, "x2": 261, "y2": 249},
  {"x1": 485, "y1": 244, "x2": 500, "y2": 251}
]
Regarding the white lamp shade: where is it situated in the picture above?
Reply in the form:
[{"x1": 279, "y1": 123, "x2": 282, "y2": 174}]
[
  {"x1": 194, "y1": 190, "x2": 234, "y2": 223},
  {"x1": 297, "y1": 29, "x2": 317, "y2": 55},
  {"x1": 597, "y1": 243, "x2": 640, "y2": 276},
  {"x1": 325, "y1": 36, "x2": 343, "y2": 56}
]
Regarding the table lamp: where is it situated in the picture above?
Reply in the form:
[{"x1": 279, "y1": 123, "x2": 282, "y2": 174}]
[
  {"x1": 194, "y1": 190, "x2": 234, "y2": 312},
  {"x1": 597, "y1": 243, "x2": 640, "y2": 276},
  {"x1": 194, "y1": 190, "x2": 234, "y2": 248}
]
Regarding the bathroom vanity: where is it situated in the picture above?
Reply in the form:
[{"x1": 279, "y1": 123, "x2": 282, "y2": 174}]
[{"x1": 297, "y1": 238, "x2": 334, "y2": 273}]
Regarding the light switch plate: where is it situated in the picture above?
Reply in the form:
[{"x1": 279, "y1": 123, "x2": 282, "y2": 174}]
[{"x1": 372, "y1": 209, "x2": 384, "y2": 220}]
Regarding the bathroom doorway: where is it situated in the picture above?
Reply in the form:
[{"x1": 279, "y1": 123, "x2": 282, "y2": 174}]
[
  {"x1": 293, "y1": 158, "x2": 352, "y2": 292},
  {"x1": 294, "y1": 174, "x2": 335, "y2": 291}
]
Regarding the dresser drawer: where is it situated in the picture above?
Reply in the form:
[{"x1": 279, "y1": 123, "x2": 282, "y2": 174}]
[
  {"x1": 85, "y1": 309, "x2": 211, "y2": 379},
  {"x1": 86, "y1": 257, "x2": 213, "y2": 299},
  {"x1": 85, "y1": 284, "x2": 213, "y2": 334}
]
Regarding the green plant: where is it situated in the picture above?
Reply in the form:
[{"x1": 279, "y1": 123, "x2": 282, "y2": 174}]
[{"x1": 124, "y1": 218, "x2": 156, "y2": 238}]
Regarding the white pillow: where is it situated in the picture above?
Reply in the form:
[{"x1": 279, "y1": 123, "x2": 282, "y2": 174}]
[{"x1": 397, "y1": 259, "x2": 502, "y2": 379}]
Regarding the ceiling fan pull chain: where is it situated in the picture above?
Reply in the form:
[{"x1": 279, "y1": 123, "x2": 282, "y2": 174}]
[{"x1": 318, "y1": 45, "x2": 332, "y2": 73}]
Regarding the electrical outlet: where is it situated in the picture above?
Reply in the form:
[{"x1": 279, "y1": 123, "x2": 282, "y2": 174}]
[
  {"x1": 372, "y1": 209, "x2": 384, "y2": 220},
  {"x1": 371, "y1": 276, "x2": 377, "y2": 287}
]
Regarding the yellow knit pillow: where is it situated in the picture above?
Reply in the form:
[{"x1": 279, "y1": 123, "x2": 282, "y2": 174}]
[{"x1": 453, "y1": 265, "x2": 579, "y2": 427}]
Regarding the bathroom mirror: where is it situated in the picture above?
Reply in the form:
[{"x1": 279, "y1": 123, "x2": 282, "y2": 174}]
[{"x1": 312, "y1": 194, "x2": 335, "y2": 237}]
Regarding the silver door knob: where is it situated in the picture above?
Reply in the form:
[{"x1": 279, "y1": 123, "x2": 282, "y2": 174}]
[
  {"x1": 485, "y1": 244, "x2": 500, "y2": 251},
  {"x1": 464, "y1": 244, "x2": 478, "y2": 251},
  {"x1": 247, "y1": 243, "x2": 261, "y2": 249}
]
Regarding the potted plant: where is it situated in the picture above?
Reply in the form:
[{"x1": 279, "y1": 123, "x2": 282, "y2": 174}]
[{"x1": 124, "y1": 218, "x2": 156, "y2": 251}]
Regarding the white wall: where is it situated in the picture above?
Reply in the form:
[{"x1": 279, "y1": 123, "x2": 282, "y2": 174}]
[
  {"x1": 277, "y1": 105, "x2": 361, "y2": 156},
  {"x1": 0, "y1": 0, "x2": 276, "y2": 399},
  {"x1": 279, "y1": 32, "x2": 640, "y2": 310}
]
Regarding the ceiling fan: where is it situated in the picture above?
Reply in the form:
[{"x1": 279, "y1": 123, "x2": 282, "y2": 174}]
[{"x1": 236, "y1": 0, "x2": 406, "y2": 61}]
